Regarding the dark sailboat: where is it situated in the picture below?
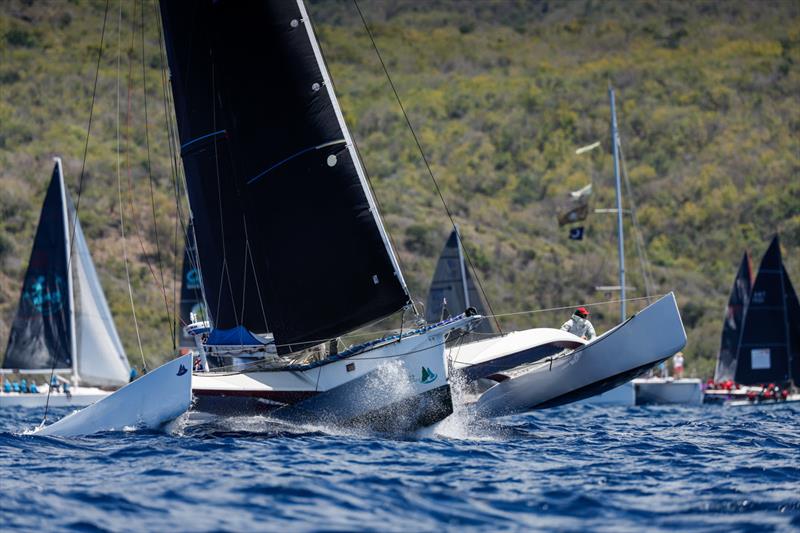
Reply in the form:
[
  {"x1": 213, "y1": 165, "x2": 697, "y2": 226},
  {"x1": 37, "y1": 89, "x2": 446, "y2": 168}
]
[
  {"x1": 713, "y1": 252, "x2": 754, "y2": 383},
  {"x1": 1, "y1": 159, "x2": 130, "y2": 408},
  {"x1": 733, "y1": 236, "x2": 798, "y2": 387},
  {"x1": 159, "y1": 0, "x2": 481, "y2": 427},
  {"x1": 426, "y1": 229, "x2": 497, "y2": 337}
]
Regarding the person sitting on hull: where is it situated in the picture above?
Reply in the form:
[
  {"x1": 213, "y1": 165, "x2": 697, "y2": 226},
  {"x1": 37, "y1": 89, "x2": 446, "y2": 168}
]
[{"x1": 561, "y1": 307, "x2": 596, "y2": 340}]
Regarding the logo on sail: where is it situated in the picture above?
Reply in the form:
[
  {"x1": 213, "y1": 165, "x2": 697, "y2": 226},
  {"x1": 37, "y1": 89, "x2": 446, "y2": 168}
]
[
  {"x1": 23, "y1": 275, "x2": 65, "y2": 316},
  {"x1": 185, "y1": 268, "x2": 201, "y2": 290},
  {"x1": 176, "y1": 364, "x2": 188, "y2": 376},
  {"x1": 420, "y1": 366, "x2": 437, "y2": 384}
]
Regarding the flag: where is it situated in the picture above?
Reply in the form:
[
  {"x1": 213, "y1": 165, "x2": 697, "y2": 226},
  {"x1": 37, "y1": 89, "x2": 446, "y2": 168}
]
[
  {"x1": 569, "y1": 183, "x2": 592, "y2": 200},
  {"x1": 569, "y1": 227, "x2": 584, "y2": 240},
  {"x1": 558, "y1": 202, "x2": 589, "y2": 226}
]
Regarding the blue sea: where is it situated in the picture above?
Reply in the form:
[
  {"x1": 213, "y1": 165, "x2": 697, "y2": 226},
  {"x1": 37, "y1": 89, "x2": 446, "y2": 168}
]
[{"x1": 2, "y1": 403, "x2": 799, "y2": 532}]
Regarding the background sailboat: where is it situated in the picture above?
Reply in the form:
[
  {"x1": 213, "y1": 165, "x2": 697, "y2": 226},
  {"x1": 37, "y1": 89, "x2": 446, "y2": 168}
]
[
  {"x1": 706, "y1": 236, "x2": 800, "y2": 404},
  {"x1": 425, "y1": 228, "x2": 496, "y2": 339},
  {"x1": 1, "y1": 158, "x2": 130, "y2": 407}
]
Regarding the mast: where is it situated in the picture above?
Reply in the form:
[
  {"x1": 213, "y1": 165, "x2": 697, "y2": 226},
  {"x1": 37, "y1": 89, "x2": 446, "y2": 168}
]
[
  {"x1": 609, "y1": 86, "x2": 626, "y2": 322},
  {"x1": 56, "y1": 158, "x2": 80, "y2": 385}
]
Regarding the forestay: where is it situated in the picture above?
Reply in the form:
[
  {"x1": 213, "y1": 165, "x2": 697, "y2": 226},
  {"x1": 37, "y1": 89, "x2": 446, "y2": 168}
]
[
  {"x1": 160, "y1": 0, "x2": 410, "y2": 354},
  {"x1": 2, "y1": 161, "x2": 73, "y2": 372}
]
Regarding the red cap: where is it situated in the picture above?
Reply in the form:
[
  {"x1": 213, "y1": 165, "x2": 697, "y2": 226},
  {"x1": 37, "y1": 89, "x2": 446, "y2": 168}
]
[{"x1": 575, "y1": 307, "x2": 589, "y2": 317}]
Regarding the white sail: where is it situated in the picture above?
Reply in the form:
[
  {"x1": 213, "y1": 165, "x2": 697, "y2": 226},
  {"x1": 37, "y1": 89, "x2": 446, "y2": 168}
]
[{"x1": 72, "y1": 215, "x2": 130, "y2": 387}]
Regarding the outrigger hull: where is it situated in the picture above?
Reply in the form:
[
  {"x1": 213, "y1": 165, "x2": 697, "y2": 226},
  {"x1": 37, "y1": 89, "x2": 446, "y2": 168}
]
[
  {"x1": 472, "y1": 293, "x2": 686, "y2": 417},
  {"x1": 191, "y1": 316, "x2": 475, "y2": 430}
]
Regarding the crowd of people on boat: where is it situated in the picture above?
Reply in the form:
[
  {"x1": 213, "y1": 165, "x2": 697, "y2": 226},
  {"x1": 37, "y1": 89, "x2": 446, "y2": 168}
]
[{"x1": 1, "y1": 375, "x2": 70, "y2": 395}]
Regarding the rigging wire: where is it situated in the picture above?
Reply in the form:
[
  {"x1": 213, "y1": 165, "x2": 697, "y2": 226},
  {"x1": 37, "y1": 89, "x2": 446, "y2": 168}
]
[
  {"x1": 352, "y1": 0, "x2": 503, "y2": 333},
  {"x1": 149, "y1": 0, "x2": 190, "y2": 343},
  {"x1": 617, "y1": 142, "x2": 656, "y2": 302},
  {"x1": 139, "y1": 0, "x2": 176, "y2": 349},
  {"x1": 124, "y1": 0, "x2": 175, "y2": 348},
  {"x1": 115, "y1": 0, "x2": 147, "y2": 372},
  {"x1": 41, "y1": 0, "x2": 112, "y2": 427}
]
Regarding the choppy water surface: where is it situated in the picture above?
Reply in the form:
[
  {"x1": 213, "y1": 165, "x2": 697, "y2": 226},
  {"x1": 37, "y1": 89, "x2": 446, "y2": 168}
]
[{"x1": 1, "y1": 403, "x2": 798, "y2": 531}]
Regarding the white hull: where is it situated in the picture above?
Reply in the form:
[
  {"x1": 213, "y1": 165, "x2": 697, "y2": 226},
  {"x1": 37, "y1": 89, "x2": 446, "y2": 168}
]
[
  {"x1": 0, "y1": 386, "x2": 110, "y2": 408},
  {"x1": 192, "y1": 316, "x2": 476, "y2": 429},
  {"x1": 634, "y1": 378, "x2": 704, "y2": 405},
  {"x1": 34, "y1": 354, "x2": 192, "y2": 437},
  {"x1": 473, "y1": 293, "x2": 687, "y2": 417}
]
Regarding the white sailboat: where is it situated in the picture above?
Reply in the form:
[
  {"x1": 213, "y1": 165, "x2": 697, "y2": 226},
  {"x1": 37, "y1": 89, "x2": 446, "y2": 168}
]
[{"x1": 1, "y1": 158, "x2": 131, "y2": 408}]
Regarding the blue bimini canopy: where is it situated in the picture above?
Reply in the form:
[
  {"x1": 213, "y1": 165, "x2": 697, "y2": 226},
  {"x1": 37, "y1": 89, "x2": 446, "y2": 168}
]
[{"x1": 207, "y1": 326, "x2": 267, "y2": 346}]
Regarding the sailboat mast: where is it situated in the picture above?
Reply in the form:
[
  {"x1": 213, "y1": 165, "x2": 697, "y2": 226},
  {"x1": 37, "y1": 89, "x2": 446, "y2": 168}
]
[
  {"x1": 609, "y1": 86, "x2": 626, "y2": 322},
  {"x1": 56, "y1": 158, "x2": 80, "y2": 384}
]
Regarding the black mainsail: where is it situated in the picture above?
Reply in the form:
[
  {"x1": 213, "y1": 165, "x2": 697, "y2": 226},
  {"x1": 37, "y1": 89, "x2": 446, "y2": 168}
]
[
  {"x1": 178, "y1": 221, "x2": 206, "y2": 349},
  {"x1": 160, "y1": 0, "x2": 409, "y2": 354},
  {"x1": 3, "y1": 161, "x2": 74, "y2": 371},
  {"x1": 714, "y1": 252, "x2": 753, "y2": 382},
  {"x1": 425, "y1": 230, "x2": 496, "y2": 335},
  {"x1": 734, "y1": 236, "x2": 796, "y2": 385}
]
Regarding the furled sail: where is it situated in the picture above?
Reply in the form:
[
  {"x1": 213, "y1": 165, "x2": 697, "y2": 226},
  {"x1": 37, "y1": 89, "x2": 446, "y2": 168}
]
[
  {"x1": 713, "y1": 252, "x2": 753, "y2": 382},
  {"x1": 160, "y1": 0, "x2": 410, "y2": 354},
  {"x1": 178, "y1": 221, "x2": 206, "y2": 348},
  {"x1": 69, "y1": 195, "x2": 130, "y2": 387},
  {"x1": 426, "y1": 230, "x2": 496, "y2": 335},
  {"x1": 734, "y1": 236, "x2": 793, "y2": 385},
  {"x1": 2, "y1": 160, "x2": 73, "y2": 371}
]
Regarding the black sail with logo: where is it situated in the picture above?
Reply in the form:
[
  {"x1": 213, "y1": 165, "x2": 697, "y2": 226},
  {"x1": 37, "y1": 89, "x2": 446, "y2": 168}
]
[
  {"x1": 2, "y1": 162, "x2": 73, "y2": 370},
  {"x1": 179, "y1": 222, "x2": 206, "y2": 348},
  {"x1": 734, "y1": 236, "x2": 791, "y2": 385},
  {"x1": 160, "y1": 0, "x2": 408, "y2": 354},
  {"x1": 713, "y1": 252, "x2": 753, "y2": 382}
]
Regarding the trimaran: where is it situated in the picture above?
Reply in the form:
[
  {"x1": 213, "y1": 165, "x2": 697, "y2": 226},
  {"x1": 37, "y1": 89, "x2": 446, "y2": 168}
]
[{"x1": 35, "y1": 1, "x2": 688, "y2": 436}]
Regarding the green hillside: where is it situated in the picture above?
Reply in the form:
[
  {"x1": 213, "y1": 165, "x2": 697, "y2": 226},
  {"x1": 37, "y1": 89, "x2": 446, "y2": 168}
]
[{"x1": 1, "y1": 0, "x2": 798, "y2": 377}]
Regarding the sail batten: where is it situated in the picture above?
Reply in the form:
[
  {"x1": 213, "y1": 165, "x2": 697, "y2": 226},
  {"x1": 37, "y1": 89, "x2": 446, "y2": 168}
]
[{"x1": 160, "y1": 0, "x2": 410, "y2": 353}]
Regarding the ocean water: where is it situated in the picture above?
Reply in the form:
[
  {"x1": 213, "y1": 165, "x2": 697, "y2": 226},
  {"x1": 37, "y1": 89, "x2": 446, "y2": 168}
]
[{"x1": 1, "y1": 402, "x2": 798, "y2": 532}]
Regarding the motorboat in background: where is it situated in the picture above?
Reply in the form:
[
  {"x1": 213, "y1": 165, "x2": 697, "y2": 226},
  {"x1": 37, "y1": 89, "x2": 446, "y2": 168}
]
[{"x1": 1, "y1": 159, "x2": 130, "y2": 408}]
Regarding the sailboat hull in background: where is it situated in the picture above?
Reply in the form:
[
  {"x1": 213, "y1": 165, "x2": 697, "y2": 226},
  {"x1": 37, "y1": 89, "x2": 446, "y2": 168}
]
[
  {"x1": 192, "y1": 317, "x2": 476, "y2": 430},
  {"x1": 472, "y1": 293, "x2": 687, "y2": 417},
  {"x1": 0, "y1": 386, "x2": 109, "y2": 408}
]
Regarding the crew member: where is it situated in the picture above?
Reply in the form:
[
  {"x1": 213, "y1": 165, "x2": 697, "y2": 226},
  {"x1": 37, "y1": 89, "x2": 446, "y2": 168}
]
[
  {"x1": 561, "y1": 307, "x2": 596, "y2": 340},
  {"x1": 673, "y1": 352, "x2": 684, "y2": 378}
]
